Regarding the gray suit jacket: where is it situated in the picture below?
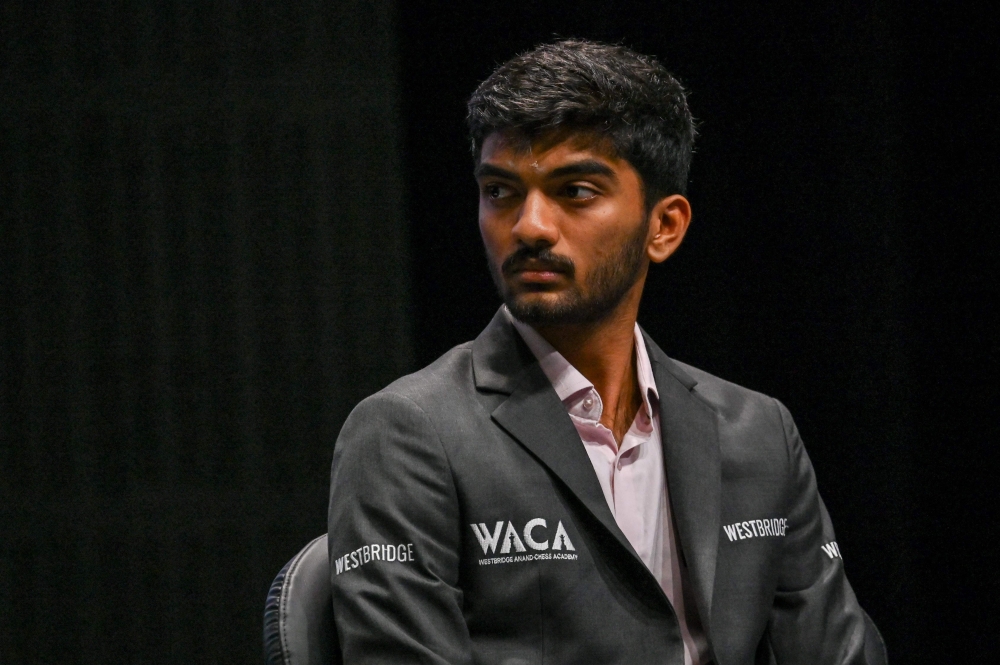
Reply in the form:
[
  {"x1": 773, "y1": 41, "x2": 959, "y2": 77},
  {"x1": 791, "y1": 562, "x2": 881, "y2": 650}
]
[{"x1": 328, "y1": 309, "x2": 874, "y2": 664}]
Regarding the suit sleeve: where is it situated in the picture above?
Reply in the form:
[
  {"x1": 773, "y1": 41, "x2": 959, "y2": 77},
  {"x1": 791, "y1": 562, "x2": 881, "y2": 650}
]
[
  {"x1": 328, "y1": 391, "x2": 472, "y2": 665},
  {"x1": 765, "y1": 399, "x2": 873, "y2": 664}
]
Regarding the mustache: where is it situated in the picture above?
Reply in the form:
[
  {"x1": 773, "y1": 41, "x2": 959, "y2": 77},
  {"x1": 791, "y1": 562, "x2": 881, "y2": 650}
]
[{"x1": 501, "y1": 246, "x2": 575, "y2": 276}]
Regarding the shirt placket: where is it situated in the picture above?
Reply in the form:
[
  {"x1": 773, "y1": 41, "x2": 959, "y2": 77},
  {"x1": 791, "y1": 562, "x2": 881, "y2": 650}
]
[
  {"x1": 568, "y1": 389, "x2": 655, "y2": 562},
  {"x1": 613, "y1": 412, "x2": 653, "y2": 559}
]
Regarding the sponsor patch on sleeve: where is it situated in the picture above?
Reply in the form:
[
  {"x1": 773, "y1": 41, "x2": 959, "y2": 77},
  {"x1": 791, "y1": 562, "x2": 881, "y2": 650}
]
[
  {"x1": 333, "y1": 542, "x2": 415, "y2": 576},
  {"x1": 722, "y1": 517, "x2": 788, "y2": 542}
]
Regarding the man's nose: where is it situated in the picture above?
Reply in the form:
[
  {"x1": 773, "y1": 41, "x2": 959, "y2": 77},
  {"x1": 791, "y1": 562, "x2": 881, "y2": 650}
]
[{"x1": 511, "y1": 190, "x2": 560, "y2": 248}]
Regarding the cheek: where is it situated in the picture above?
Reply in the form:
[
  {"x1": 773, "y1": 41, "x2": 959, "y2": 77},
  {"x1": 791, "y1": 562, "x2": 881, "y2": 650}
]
[
  {"x1": 478, "y1": 213, "x2": 507, "y2": 262},
  {"x1": 564, "y1": 218, "x2": 646, "y2": 281},
  {"x1": 559, "y1": 216, "x2": 625, "y2": 264}
]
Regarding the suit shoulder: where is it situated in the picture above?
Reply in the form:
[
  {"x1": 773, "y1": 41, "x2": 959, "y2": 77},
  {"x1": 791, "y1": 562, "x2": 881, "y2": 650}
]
[
  {"x1": 670, "y1": 358, "x2": 783, "y2": 427},
  {"x1": 368, "y1": 341, "x2": 475, "y2": 409},
  {"x1": 337, "y1": 342, "x2": 475, "y2": 452}
]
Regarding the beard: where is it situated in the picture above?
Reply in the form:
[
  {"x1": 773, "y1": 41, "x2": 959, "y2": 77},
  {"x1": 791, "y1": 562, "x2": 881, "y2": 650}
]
[{"x1": 488, "y1": 216, "x2": 650, "y2": 327}]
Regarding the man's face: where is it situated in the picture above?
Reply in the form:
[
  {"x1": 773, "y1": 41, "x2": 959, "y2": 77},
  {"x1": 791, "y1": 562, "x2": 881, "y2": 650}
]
[{"x1": 476, "y1": 131, "x2": 652, "y2": 327}]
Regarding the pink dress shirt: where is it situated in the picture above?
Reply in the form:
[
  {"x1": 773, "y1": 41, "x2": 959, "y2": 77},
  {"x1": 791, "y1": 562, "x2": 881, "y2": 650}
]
[{"x1": 507, "y1": 309, "x2": 708, "y2": 665}]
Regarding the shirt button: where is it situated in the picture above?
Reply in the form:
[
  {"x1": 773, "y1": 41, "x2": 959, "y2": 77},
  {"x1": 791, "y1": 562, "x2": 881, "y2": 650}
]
[{"x1": 583, "y1": 396, "x2": 594, "y2": 410}]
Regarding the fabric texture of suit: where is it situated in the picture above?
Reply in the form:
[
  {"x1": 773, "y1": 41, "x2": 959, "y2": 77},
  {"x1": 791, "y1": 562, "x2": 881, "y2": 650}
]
[{"x1": 328, "y1": 309, "x2": 875, "y2": 664}]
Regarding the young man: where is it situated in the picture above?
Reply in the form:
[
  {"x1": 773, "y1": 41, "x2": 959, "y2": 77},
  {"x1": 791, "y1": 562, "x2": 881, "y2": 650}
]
[{"x1": 329, "y1": 40, "x2": 879, "y2": 664}]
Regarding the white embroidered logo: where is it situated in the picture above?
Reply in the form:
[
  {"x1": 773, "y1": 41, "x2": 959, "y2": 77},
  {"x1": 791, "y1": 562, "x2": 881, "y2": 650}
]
[
  {"x1": 821, "y1": 541, "x2": 843, "y2": 559},
  {"x1": 470, "y1": 518, "x2": 578, "y2": 565},
  {"x1": 333, "y1": 542, "x2": 414, "y2": 576},
  {"x1": 722, "y1": 517, "x2": 787, "y2": 542}
]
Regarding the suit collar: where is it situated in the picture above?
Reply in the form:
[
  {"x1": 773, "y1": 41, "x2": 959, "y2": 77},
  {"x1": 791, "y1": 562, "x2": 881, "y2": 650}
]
[
  {"x1": 505, "y1": 306, "x2": 661, "y2": 422},
  {"x1": 473, "y1": 306, "x2": 697, "y2": 394},
  {"x1": 472, "y1": 308, "x2": 535, "y2": 394}
]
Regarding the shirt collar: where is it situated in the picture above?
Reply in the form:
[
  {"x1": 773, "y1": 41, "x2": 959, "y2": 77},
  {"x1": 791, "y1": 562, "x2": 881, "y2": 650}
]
[{"x1": 504, "y1": 306, "x2": 659, "y2": 419}]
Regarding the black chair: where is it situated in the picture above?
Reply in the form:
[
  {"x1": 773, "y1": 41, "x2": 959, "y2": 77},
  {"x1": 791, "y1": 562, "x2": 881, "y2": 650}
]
[
  {"x1": 263, "y1": 535, "x2": 340, "y2": 665},
  {"x1": 263, "y1": 535, "x2": 886, "y2": 665}
]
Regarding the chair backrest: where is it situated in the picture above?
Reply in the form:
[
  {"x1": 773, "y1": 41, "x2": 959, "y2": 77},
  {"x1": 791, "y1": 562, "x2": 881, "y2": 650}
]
[{"x1": 263, "y1": 534, "x2": 341, "y2": 665}]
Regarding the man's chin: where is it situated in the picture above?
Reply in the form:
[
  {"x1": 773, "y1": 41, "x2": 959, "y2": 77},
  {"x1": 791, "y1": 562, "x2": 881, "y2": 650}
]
[{"x1": 505, "y1": 292, "x2": 586, "y2": 326}]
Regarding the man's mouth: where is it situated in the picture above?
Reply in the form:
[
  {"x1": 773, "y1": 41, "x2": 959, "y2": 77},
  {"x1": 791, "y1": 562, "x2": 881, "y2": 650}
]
[
  {"x1": 506, "y1": 261, "x2": 568, "y2": 283},
  {"x1": 514, "y1": 268, "x2": 563, "y2": 284}
]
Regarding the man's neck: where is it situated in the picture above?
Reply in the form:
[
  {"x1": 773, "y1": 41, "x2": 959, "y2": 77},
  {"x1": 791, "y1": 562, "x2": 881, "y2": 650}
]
[{"x1": 534, "y1": 295, "x2": 643, "y2": 444}]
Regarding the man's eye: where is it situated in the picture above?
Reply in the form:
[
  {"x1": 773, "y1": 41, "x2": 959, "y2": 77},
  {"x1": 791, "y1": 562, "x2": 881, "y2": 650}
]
[
  {"x1": 483, "y1": 183, "x2": 514, "y2": 199},
  {"x1": 564, "y1": 184, "x2": 597, "y2": 200}
]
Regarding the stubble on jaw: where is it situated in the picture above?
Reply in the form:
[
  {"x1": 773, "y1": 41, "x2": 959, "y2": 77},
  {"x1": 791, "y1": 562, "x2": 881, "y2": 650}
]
[{"x1": 488, "y1": 214, "x2": 650, "y2": 327}]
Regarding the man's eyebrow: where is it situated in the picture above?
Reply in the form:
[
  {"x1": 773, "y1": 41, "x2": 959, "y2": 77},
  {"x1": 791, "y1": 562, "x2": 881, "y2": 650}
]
[
  {"x1": 474, "y1": 163, "x2": 522, "y2": 181},
  {"x1": 548, "y1": 160, "x2": 618, "y2": 181}
]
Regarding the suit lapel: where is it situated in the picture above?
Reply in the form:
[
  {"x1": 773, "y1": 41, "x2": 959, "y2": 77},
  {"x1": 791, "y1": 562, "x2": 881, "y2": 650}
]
[
  {"x1": 491, "y1": 362, "x2": 643, "y2": 561},
  {"x1": 644, "y1": 331, "x2": 722, "y2": 638},
  {"x1": 473, "y1": 310, "x2": 722, "y2": 632},
  {"x1": 473, "y1": 310, "x2": 642, "y2": 562}
]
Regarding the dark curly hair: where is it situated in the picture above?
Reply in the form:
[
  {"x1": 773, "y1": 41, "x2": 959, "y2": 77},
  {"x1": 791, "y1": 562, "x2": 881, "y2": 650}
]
[{"x1": 467, "y1": 39, "x2": 696, "y2": 206}]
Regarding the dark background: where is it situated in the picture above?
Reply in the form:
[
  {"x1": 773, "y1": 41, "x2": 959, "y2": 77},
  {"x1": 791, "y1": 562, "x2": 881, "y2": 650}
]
[{"x1": 2, "y1": 1, "x2": 997, "y2": 663}]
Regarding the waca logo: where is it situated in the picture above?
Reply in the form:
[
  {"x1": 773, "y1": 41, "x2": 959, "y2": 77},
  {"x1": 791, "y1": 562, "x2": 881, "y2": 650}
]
[{"x1": 470, "y1": 518, "x2": 575, "y2": 555}]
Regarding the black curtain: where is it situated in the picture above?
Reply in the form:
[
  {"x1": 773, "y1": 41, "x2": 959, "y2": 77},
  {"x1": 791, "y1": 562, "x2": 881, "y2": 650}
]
[
  {"x1": 2, "y1": 1, "x2": 997, "y2": 663},
  {"x1": 0, "y1": 2, "x2": 408, "y2": 662}
]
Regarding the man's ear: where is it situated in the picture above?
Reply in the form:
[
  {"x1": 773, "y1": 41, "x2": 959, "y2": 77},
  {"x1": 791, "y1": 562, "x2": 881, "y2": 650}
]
[{"x1": 646, "y1": 194, "x2": 692, "y2": 263}]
